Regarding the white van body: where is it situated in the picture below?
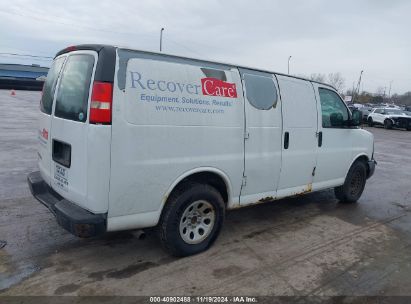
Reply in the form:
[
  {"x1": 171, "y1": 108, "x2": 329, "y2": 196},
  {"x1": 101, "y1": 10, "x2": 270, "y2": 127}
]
[{"x1": 28, "y1": 45, "x2": 376, "y2": 255}]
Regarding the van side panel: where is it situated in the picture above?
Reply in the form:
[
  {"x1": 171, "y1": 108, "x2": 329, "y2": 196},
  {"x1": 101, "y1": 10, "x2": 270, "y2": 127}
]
[
  {"x1": 108, "y1": 52, "x2": 244, "y2": 226},
  {"x1": 239, "y1": 69, "x2": 283, "y2": 206},
  {"x1": 276, "y1": 75, "x2": 318, "y2": 195},
  {"x1": 86, "y1": 125, "x2": 111, "y2": 213}
]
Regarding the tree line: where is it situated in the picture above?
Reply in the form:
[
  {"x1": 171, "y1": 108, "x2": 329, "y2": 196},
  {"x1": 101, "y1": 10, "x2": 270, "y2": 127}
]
[{"x1": 301, "y1": 73, "x2": 411, "y2": 106}]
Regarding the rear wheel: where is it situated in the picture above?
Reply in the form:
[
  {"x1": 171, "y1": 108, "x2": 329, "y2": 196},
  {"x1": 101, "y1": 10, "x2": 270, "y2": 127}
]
[
  {"x1": 335, "y1": 161, "x2": 367, "y2": 203},
  {"x1": 384, "y1": 119, "x2": 393, "y2": 129},
  {"x1": 159, "y1": 182, "x2": 225, "y2": 257},
  {"x1": 367, "y1": 117, "x2": 374, "y2": 127}
]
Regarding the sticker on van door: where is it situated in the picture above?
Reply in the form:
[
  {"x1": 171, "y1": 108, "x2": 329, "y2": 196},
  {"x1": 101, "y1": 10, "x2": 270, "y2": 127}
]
[
  {"x1": 125, "y1": 58, "x2": 243, "y2": 127},
  {"x1": 38, "y1": 128, "x2": 48, "y2": 146},
  {"x1": 54, "y1": 163, "x2": 69, "y2": 191}
]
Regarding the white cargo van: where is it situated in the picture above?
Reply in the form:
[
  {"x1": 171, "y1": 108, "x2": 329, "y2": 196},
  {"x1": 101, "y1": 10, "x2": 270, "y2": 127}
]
[{"x1": 28, "y1": 45, "x2": 376, "y2": 256}]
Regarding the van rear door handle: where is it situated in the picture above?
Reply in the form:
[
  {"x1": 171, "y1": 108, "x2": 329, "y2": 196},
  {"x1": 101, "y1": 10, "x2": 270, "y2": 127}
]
[
  {"x1": 318, "y1": 131, "x2": 323, "y2": 147},
  {"x1": 284, "y1": 132, "x2": 290, "y2": 149}
]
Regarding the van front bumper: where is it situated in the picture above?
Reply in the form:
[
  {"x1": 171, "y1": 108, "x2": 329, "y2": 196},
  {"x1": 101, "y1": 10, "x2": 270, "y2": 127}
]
[{"x1": 27, "y1": 171, "x2": 106, "y2": 238}]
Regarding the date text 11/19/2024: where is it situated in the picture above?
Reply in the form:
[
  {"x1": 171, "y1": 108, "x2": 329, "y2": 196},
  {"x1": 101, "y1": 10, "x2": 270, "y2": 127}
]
[{"x1": 149, "y1": 296, "x2": 258, "y2": 303}]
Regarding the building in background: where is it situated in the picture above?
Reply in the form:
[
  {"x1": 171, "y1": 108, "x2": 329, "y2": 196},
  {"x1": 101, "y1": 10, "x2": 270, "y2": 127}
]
[{"x1": 0, "y1": 63, "x2": 48, "y2": 91}]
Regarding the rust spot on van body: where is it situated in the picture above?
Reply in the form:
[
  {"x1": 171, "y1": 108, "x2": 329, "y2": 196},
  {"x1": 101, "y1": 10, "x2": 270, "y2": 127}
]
[
  {"x1": 293, "y1": 183, "x2": 313, "y2": 196},
  {"x1": 258, "y1": 196, "x2": 275, "y2": 203},
  {"x1": 229, "y1": 196, "x2": 277, "y2": 210}
]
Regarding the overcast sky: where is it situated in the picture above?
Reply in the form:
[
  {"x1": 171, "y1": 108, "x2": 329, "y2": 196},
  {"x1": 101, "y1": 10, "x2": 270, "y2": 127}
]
[{"x1": 0, "y1": 0, "x2": 410, "y2": 94}]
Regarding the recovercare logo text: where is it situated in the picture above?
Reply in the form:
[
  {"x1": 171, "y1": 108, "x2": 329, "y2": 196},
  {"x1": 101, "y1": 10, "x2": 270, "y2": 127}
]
[{"x1": 130, "y1": 71, "x2": 238, "y2": 98}]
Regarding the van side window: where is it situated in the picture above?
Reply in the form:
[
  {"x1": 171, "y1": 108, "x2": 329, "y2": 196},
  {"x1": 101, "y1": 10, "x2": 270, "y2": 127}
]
[
  {"x1": 40, "y1": 57, "x2": 65, "y2": 115},
  {"x1": 243, "y1": 73, "x2": 278, "y2": 110},
  {"x1": 318, "y1": 88, "x2": 349, "y2": 128},
  {"x1": 55, "y1": 54, "x2": 95, "y2": 122}
]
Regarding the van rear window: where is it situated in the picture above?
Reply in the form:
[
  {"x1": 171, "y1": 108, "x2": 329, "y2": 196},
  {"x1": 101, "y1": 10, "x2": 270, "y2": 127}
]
[
  {"x1": 40, "y1": 57, "x2": 65, "y2": 115},
  {"x1": 55, "y1": 54, "x2": 95, "y2": 122}
]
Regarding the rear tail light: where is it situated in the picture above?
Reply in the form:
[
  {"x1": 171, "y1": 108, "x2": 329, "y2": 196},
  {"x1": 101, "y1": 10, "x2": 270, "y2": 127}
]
[{"x1": 90, "y1": 81, "x2": 113, "y2": 124}]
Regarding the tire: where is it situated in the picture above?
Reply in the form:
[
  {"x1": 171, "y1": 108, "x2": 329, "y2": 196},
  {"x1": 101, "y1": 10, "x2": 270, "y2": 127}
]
[
  {"x1": 384, "y1": 119, "x2": 393, "y2": 129},
  {"x1": 159, "y1": 182, "x2": 225, "y2": 257},
  {"x1": 335, "y1": 161, "x2": 367, "y2": 203},
  {"x1": 367, "y1": 117, "x2": 374, "y2": 127}
]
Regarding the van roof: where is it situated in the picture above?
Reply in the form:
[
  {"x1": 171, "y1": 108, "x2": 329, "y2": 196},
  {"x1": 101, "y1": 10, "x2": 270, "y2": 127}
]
[{"x1": 55, "y1": 44, "x2": 337, "y2": 91}]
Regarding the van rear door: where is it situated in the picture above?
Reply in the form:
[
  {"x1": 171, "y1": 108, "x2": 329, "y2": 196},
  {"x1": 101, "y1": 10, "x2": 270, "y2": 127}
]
[
  {"x1": 38, "y1": 56, "x2": 66, "y2": 186},
  {"x1": 49, "y1": 51, "x2": 97, "y2": 210}
]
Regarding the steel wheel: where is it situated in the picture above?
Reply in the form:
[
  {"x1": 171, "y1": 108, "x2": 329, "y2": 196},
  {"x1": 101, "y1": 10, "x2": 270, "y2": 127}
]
[{"x1": 179, "y1": 200, "x2": 216, "y2": 244}]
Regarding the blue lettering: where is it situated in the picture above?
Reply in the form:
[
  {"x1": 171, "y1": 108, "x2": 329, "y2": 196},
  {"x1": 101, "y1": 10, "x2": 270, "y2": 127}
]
[
  {"x1": 186, "y1": 84, "x2": 194, "y2": 94},
  {"x1": 130, "y1": 71, "x2": 145, "y2": 89},
  {"x1": 167, "y1": 82, "x2": 176, "y2": 92},
  {"x1": 130, "y1": 71, "x2": 202, "y2": 95},
  {"x1": 176, "y1": 82, "x2": 185, "y2": 93},
  {"x1": 158, "y1": 80, "x2": 166, "y2": 91},
  {"x1": 147, "y1": 79, "x2": 156, "y2": 90}
]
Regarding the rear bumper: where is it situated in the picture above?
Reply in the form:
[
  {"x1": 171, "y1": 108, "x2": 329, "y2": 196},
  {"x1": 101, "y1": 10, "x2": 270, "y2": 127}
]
[
  {"x1": 367, "y1": 159, "x2": 377, "y2": 179},
  {"x1": 27, "y1": 171, "x2": 106, "y2": 238}
]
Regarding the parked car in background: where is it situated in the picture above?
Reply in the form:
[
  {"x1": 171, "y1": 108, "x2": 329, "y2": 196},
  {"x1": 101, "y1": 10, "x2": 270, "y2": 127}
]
[
  {"x1": 348, "y1": 104, "x2": 357, "y2": 112},
  {"x1": 380, "y1": 103, "x2": 402, "y2": 109},
  {"x1": 353, "y1": 103, "x2": 364, "y2": 109},
  {"x1": 368, "y1": 108, "x2": 411, "y2": 130},
  {"x1": 359, "y1": 106, "x2": 373, "y2": 122}
]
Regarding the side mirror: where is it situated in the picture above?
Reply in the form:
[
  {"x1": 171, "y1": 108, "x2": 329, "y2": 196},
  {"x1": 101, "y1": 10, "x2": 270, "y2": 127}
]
[{"x1": 351, "y1": 110, "x2": 362, "y2": 126}]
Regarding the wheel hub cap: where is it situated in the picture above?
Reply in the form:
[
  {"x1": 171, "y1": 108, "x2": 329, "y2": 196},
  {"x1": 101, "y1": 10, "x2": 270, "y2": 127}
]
[{"x1": 179, "y1": 200, "x2": 216, "y2": 244}]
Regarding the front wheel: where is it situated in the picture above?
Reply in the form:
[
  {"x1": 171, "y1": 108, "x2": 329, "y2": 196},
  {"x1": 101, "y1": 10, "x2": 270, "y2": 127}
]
[
  {"x1": 367, "y1": 118, "x2": 374, "y2": 127},
  {"x1": 159, "y1": 182, "x2": 225, "y2": 257},
  {"x1": 335, "y1": 161, "x2": 367, "y2": 203}
]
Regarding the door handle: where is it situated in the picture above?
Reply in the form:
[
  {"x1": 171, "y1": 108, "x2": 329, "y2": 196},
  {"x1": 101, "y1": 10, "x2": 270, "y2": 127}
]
[
  {"x1": 284, "y1": 132, "x2": 289, "y2": 149},
  {"x1": 318, "y1": 131, "x2": 323, "y2": 147}
]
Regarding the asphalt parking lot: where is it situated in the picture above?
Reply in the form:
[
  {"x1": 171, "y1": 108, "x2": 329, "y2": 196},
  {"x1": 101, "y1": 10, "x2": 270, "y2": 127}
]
[{"x1": 0, "y1": 89, "x2": 411, "y2": 296}]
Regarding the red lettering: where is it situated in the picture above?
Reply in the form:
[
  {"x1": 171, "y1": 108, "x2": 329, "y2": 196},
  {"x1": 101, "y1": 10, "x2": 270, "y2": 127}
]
[
  {"x1": 41, "y1": 128, "x2": 48, "y2": 140},
  {"x1": 201, "y1": 78, "x2": 237, "y2": 98}
]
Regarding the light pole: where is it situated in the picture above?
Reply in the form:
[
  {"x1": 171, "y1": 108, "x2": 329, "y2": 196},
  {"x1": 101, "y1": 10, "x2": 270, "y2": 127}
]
[
  {"x1": 353, "y1": 70, "x2": 363, "y2": 103},
  {"x1": 160, "y1": 27, "x2": 164, "y2": 52},
  {"x1": 288, "y1": 56, "x2": 292, "y2": 74}
]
